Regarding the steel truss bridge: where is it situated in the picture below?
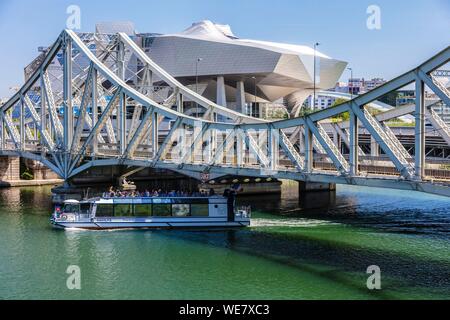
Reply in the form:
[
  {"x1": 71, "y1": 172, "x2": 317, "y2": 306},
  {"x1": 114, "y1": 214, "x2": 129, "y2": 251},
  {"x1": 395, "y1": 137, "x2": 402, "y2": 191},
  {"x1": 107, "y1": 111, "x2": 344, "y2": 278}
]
[{"x1": 1, "y1": 30, "x2": 450, "y2": 196}]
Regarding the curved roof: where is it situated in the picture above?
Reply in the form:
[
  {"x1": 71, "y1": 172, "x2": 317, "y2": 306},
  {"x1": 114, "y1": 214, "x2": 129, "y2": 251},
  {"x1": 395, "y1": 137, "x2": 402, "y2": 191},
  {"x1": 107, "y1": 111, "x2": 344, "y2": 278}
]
[
  {"x1": 177, "y1": 20, "x2": 237, "y2": 40},
  {"x1": 147, "y1": 20, "x2": 347, "y2": 107},
  {"x1": 164, "y1": 20, "x2": 330, "y2": 58}
]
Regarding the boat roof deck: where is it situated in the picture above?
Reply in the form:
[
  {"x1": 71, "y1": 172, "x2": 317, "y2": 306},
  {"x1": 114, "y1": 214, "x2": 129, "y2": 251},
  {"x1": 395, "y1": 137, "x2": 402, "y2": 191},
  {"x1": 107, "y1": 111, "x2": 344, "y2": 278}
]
[{"x1": 68, "y1": 196, "x2": 228, "y2": 205}]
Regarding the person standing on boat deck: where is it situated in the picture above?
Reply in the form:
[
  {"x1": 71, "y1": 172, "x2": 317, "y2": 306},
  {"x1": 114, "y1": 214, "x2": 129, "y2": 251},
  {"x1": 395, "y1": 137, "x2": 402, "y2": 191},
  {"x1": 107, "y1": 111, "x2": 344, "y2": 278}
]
[
  {"x1": 231, "y1": 183, "x2": 242, "y2": 192},
  {"x1": 223, "y1": 189, "x2": 237, "y2": 222},
  {"x1": 55, "y1": 205, "x2": 61, "y2": 218}
]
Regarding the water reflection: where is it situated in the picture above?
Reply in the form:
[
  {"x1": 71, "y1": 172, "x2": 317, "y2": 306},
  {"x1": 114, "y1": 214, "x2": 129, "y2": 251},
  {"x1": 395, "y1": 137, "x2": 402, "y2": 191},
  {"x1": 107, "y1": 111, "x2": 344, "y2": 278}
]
[
  {"x1": 0, "y1": 183, "x2": 449, "y2": 299},
  {"x1": 0, "y1": 186, "x2": 53, "y2": 214},
  {"x1": 238, "y1": 180, "x2": 339, "y2": 213},
  {"x1": 0, "y1": 187, "x2": 23, "y2": 211}
]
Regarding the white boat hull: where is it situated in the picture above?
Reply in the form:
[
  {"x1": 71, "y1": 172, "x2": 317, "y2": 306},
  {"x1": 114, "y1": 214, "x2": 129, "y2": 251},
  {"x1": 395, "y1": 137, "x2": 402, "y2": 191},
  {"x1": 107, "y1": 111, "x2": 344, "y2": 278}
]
[{"x1": 51, "y1": 217, "x2": 250, "y2": 230}]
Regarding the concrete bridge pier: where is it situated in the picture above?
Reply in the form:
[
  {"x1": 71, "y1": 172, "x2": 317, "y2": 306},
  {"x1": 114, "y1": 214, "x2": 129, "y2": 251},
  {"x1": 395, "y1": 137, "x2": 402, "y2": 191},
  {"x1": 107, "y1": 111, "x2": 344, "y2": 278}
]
[
  {"x1": 298, "y1": 181, "x2": 336, "y2": 193},
  {"x1": 23, "y1": 159, "x2": 59, "y2": 180},
  {"x1": 0, "y1": 156, "x2": 20, "y2": 182},
  {"x1": 0, "y1": 156, "x2": 62, "y2": 187},
  {"x1": 297, "y1": 181, "x2": 336, "y2": 209}
]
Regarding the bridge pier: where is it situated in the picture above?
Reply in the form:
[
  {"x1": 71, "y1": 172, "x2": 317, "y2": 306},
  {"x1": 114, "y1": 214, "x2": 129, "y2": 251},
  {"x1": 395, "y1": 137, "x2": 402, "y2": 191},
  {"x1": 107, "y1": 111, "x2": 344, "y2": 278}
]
[
  {"x1": 298, "y1": 181, "x2": 336, "y2": 209},
  {"x1": 0, "y1": 156, "x2": 20, "y2": 182},
  {"x1": 0, "y1": 156, "x2": 61, "y2": 187},
  {"x1": 298, "y1": 181, "x2": 336, "y2": 193},
  {"x1": 24, "y1": 159, "x2": 60, "y2": 180}
]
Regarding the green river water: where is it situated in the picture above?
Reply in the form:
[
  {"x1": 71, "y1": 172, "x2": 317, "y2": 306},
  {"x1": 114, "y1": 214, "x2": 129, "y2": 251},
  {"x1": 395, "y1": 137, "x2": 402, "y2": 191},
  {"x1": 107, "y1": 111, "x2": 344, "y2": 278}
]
[{"x1": 0, "y1": 182, "x2": 449, "y2": 300}]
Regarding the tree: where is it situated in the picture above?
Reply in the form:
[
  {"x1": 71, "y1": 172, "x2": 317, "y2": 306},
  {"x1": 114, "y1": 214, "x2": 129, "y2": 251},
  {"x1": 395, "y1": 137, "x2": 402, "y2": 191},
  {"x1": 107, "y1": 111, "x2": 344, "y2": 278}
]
[{"x1": 330, "y1": 98, "x2": 350, "y2": 122}]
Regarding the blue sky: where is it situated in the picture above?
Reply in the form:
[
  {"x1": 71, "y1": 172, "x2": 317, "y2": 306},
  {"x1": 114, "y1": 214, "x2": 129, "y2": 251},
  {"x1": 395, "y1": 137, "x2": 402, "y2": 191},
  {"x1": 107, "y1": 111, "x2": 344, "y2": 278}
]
[{"x1": 0, "y1": 0, "x2": 449, "y2": 98}]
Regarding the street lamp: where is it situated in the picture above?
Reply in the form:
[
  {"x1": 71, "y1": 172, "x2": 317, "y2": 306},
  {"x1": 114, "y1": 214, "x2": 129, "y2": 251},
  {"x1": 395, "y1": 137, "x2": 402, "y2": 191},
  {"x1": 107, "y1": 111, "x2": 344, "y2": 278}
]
[
  {"x1": 195, "y1": 58, "x2": 203, "y2": 116},
  {"x1": 195, "y1": 58, "x2": 203, "y2": 93},
  {"x1": 347, "y1": 67, "x2": 353, "y2": 100},
  {"x1": 313, "y1": 42, "x2": 320, "y2": 111},
  {"x1": 251, "y1": 76, "x2": 257, "y2": 117}
]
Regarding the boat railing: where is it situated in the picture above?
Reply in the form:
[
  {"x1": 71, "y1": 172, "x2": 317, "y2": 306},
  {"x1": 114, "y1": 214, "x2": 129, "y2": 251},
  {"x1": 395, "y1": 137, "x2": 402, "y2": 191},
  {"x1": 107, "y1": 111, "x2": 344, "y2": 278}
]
[
  {"x1": 55, "y1": 212, "x2": 92, "y2": 222},
  {"x1": 235, "y1": 206, "x2": 251, "y2": 219},
  {"x1": 100, "y1": 195, "x2": 220, "y2": 200}
]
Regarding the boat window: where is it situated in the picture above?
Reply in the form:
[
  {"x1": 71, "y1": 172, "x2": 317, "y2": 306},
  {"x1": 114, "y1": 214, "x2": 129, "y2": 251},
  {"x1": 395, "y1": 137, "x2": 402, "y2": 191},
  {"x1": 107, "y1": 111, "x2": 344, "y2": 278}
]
[
  {"x1": 63, "y1": 204, "x2": 80, "y2": 213},
  {"x1": 96, "y1": 204, "x2": 113, "y2": 217},
  {"x1": 191, "y1": 204, "x2": 209, "y2": 217},
  {"x1": 80, "y1": 203, "x2": 91, "y2": 215},
  {"x1": 172, "y1": 204, "x2": 190, "y2": 217},
  {"x1": 114, "y1": 204, "x2": 133, "y2": 217},
  {"x1": 134, "y1": 204, "x2": 152, "y2": 216},
  {"x1": 153, "y1": 204, "x2": 171, "y2": 216}
]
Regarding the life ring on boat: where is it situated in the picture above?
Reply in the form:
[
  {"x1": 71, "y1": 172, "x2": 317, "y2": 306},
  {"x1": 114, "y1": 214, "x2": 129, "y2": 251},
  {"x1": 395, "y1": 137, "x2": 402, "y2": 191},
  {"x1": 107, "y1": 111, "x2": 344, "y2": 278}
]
[{"x1": 60, "y1": 214, "x2": 68, "y2": 221}]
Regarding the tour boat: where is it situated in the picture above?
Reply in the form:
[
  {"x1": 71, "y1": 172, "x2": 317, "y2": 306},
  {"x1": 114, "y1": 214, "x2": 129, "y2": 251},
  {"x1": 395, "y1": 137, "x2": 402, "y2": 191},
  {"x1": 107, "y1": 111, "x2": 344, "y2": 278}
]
[{"x1": 50, "y1": 195, "x2": 251, "y2": 230}]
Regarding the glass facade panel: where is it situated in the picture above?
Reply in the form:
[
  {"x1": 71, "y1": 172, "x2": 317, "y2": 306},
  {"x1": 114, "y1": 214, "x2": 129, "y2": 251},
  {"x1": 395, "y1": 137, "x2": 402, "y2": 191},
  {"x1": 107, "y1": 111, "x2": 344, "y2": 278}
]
[{"x1": 172, "y1": 204, "x2": 190, "y2": 217}]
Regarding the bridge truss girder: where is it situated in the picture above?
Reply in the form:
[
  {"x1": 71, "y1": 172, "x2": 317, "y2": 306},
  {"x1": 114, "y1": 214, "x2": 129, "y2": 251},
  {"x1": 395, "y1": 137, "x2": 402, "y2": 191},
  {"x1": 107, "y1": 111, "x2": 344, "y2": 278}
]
[{"x1": 0, "y1": 30, "x2": 450, "y2": 196}]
